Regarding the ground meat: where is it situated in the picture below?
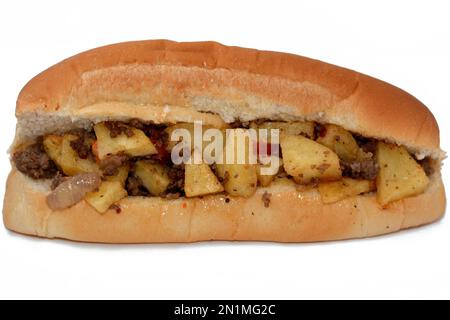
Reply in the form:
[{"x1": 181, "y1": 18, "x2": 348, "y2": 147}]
[
  {"x1": 104, "y1": 121, "x2": 134, "y2": 138},
  {"x1": 125, "y1": 175, "x2": 148, "y2": 196},
  {"x1": 354, "y1": 136, "x2": 377, "y2": 155},
  {"x1": 314, "y1": 123, "x2": 327, "y2": 139},
  {"x1": 109, "y1": 204, "x2": 122, "y2": 214},
  {"x1": 13, "y1": 141, "x2": 58, "y2": 179},
  {"x1": 419, "y1": 158, "x2": 434, "y2": 176},
  {"x1": 167, "y1": 164, "x2": 185, "y2": 193},
  {"x1": 70, "y1": 136, "x2": 91, "y2": 159},
  {"x1": 100, "y1": 154, "x2": 128, "y2": 176},
  {"x1": 262, "y1": 191, "x2": 271, "y2": 208},
  {"x1": 68, "y1": 129, "x2": 96, "y2": 159},
  {"x1": 148, "y1": 129, "x2": 169, "y2": 164},
  {"x1": 51, "y1": 171, "x2": 69, "y2": 190},
  {"x1": 128, "y1": 118, "x2": 147, "y2": 130},
  {"x1": 162, "y1": 192, "x2": 181, "y2": 200},
  {"x1": 128, "y1": 119, "x2": 169, "y2": 164},
  {"x1": 341, "y1": 159, "x2": 379, "y2": 180}
]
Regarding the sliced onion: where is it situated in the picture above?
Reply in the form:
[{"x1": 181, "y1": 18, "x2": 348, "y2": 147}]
[{"x1": 46, "y1": 173, "x2": 101, "y2": 210}]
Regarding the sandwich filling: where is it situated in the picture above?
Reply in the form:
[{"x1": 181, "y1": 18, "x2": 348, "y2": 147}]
[{"x1": 11, "y1": 120, "x2": 433, "y2": 213}]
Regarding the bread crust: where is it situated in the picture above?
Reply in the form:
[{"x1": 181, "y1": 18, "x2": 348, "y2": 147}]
[
  {"x1": 3, "y1": 169, "x2": 445, "y2": 243},
  {"x1": 4, "y1": 40, "x2": 446, "y2": 243},
  {"x1": 15, "y1": 40, "x2": 442, "y2": 159}
]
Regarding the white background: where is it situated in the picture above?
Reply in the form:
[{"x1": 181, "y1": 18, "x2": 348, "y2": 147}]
[{"x1": 0, "y1": 0, "x2": 449, "y2": 299}]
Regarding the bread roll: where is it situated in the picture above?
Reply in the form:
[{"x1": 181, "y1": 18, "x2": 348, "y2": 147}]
[{"x1": 3, "y1": 40, "x2": 446, "y2": 243}]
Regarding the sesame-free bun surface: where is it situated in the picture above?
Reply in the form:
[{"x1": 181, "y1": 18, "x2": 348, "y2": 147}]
[
  {"x1": 4, "y1": 40, "x2": 446, "y2": 243},
  {"x1": 3, "y1": 169, "x2": 445, "y2": 243},
  {"x1": 14, "y1": 40, "x2": 442, "y2": 159}
]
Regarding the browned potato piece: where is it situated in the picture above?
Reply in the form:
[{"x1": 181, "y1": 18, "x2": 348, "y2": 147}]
[
  {"x1": 281, "y1": 134, "x2": 341, "y2": 184},
  {"x1": 43, "y1": 135, "x2": 63, "y2": 163},
  {"x1": 85, "y1": 181, "x2": 127, "y2": 213},
  {"x1": 215, "y1": 163, "x2": 258, "y2": 197},
  {"x1": 257, "y1": 157, "x2": 283, "y2": 187},
  {"x1": 134, "y1": 160, "x2": 171, "y2": 196},
  {"x1": 94, "y1": 122, "x2": 157, "y2": 160},
  {"x1": 318, "y1": 178, "x2": 375, "y2": 204},
  {"x1": 104, "y1": 164, "x2": 130, "y2": 185},
  {"x1": 215, "y1": 129, "x2": 258, "y2": 197},
  {"x1": 60, "y1": 134, "x2": 100, "y2": 175},
  {"x1": 251, "y1": 121, "x2": 315, "y2": 140},
  {"x1": 184, "y1": 163, "x2": 224, "y2": 197},
  {"x1": 44, "y1": 134, "x2": 99, "y2": 176},
  {"x1": 376, "y1": 142, "x2": 429, "y2": 206},
  {"x1": 316, "y1": 124, "x2": 360, "y2": 161}
]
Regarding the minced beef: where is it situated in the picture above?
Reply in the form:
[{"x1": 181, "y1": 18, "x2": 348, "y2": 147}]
[
  {"x1": 104, "y1": 121, "x2": 134, "y2": 138},
  {"x1": 341, "y1": 159, "x2": 379, "y2": 180},
  {"x1": 125, "y1": 175, "x2": 149, "y2": 196},
  {"x1": 13, "y1": 141, "x2": 58, "y2": 179},
  {"x1": 68, "y1": 129, "x2": 96, "y2": 159},
  {"x1": 166, "y1": 164, "x2": 185, "y2": 193},
  {"x1": 128, "y1": 119, "x2": 169, "y2": 164},
  {"x1": 314, "y1": 123, "x2": 327, "y2": 139},
  {"x1": 419, "y1": 158, "x2": 434, "y2": 176}
]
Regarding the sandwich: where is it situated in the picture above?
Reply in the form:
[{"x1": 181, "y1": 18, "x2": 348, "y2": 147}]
[{"x1": 3, "y1": 40, "x2": 446, "y2": 243}]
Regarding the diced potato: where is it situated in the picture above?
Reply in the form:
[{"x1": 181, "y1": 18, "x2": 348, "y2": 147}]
[
  {"x1": 251, "y1": 121, "x2": 315, "y2": 140},
  {"x1": 184, "y1": 163, "x2": 224, "y2": 197},
  {"x1": 215, "y1": 129, "x2": 258, "y2": 197},
  {"x1": 215, "y1": 163, "x2": 258, "y2": 197},
  {"x1": 257, "y1": 157, "x2": 283, "y2": 187},
  {"x1": 316, "y1": 124, "x2": 359, "y2": 161},
  {"x1": 94, "y1": 122, "x2": 157, "y2": 160},
  {"x1": 281, "y1": 134, "x2": 341, "y2": 184},
  {"x1": 104, "y1": 164, "x2": 129, "y2": 185},
  {"x1": 376, "y1": 142, "x2": 429, "y2": 206},
  {"x1": 85, "y1": 181, "x2": 127, "y2": 213},
  {"x1": 44, "y1": 134, "x2": 99, "y2": 175},
  {"x1": 59, "y1": 134, "x2": 100, "y2": 175},
  {"x1": 134, "y1": 160, "x2": 171, "y2": 196},
  {"x1": 318, "y1": 178, "x2": 375, "y2": 204},
  {"x1": 43, "y1": 135, "x2": 63, "y2": 162}
]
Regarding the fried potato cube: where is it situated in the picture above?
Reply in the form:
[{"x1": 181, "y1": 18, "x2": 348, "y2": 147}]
[
  {"x1": 376, "y1": 142, "x2": 429, "y2": 206},
  {"x1": 251, "y1": 121, "x2": 315, "y2": 140},
  {"x1": 85, "y1": 181, "x2": 127, "y2": 213},
  {"x1": 44, "y1": 134, "x2": 99, "y2": 175},
  {"x1": 281, "y1": 134, "x2": 341, "y2": 184},
  {"x1": 134, "y1": 160, "x2": 171, "y2": 196},
  {"x1": 184, "y1": 163, "x2": 224, "y2": 197},
  {"x1": 318, "y1": 178, "x2": 375, "y2": 204},
  {"x1": 215, "y1": 163, "x2": 258, "y2": 197},
  {"x1": 104, "y1": 164, "x2": 130, "y2": 185},
  {"x1": 215, "y1": 129, "x2": 258, "y2": 197},
  {"x1": 60, "y1": 134, "x2": 100, "y2": 175},
  {"x1": 316, "y1": 124, "x2": 360, "y2": 161},
  {"x1": 94, "y1": 122, "x2": 157, "y2": 160},
  {"x1": 43, "y1": 134, "x2": 63, "y2": 162}
]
